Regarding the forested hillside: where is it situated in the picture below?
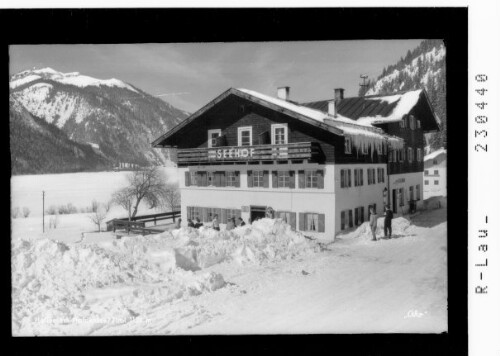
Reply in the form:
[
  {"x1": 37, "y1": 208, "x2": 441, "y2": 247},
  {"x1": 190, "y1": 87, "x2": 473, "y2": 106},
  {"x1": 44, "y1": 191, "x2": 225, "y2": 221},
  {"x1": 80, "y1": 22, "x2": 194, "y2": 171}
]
[{"x1": 360, "y1": 40, "x2": 446, "y2": 151}]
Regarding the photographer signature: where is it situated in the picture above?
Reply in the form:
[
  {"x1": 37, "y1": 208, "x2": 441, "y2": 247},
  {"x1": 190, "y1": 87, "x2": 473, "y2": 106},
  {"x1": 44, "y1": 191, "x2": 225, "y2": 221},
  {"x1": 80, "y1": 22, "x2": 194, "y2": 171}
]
[{"x1": 404, "y1": 309, "x2": 428, "y2": 319}]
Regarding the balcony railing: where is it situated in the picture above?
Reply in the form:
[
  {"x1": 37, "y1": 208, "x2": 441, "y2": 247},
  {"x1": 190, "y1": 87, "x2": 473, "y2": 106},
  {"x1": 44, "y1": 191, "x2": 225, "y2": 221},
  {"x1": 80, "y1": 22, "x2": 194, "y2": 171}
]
[{"x1": 177, "y1": 142, "x2": 323, "y2": 166}]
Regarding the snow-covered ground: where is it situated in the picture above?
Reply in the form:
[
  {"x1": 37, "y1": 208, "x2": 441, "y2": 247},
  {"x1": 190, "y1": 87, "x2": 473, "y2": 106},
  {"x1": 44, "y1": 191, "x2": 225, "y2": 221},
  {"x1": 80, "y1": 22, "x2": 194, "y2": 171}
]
[
  {"x1": 12, "y1": 208, "x2": 447, "y2": 335},
  {"x1": 10, "y1": 168, "x2": 178, "y2": 218}
]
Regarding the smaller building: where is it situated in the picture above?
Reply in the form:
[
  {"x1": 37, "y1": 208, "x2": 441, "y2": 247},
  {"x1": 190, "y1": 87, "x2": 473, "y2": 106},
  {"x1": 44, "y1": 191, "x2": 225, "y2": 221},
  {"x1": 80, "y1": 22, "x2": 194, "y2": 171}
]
[{"x1": 423, "y1": 148, "x2": 446, "y2": 198}]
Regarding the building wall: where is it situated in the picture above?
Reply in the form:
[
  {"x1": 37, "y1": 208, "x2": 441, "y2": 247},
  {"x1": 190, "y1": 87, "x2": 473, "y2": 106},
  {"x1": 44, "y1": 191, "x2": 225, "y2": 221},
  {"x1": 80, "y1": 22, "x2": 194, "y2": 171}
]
[
  {"x1": 334, "y1": 163, "x2": 387, "y2": 233},
  {"x1": 423, "y1": 154, "x2": 447, "y2": 198},
  {"x1": 388, "y1": 172, "x2": 424, "y2": 215}
]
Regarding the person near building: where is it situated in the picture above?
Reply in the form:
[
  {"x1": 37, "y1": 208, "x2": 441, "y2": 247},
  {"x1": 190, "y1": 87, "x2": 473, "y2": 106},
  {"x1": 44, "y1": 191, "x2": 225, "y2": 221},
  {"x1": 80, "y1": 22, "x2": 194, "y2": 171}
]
[
  {"x1": 383, "y1": 205, "x2": 393, "y2": 238},
  {"x1": 237, "y1": 217, "x2": 246, "y2": 227},
  {"x1": 187, "y1": 219, "x2": 195, "y2": 228},
  {"x1": 212, "y1": 214, "x2": 220, "y2": 231},
  {"x1": 194, "y1": 217, "x2": 203, "y2": 229},
  {"x1": 226, "y1": 217, "x2": 235, "y2": 231},
  {"x1": 369, "y1": 206, "x2": 378, "y2": 241}
]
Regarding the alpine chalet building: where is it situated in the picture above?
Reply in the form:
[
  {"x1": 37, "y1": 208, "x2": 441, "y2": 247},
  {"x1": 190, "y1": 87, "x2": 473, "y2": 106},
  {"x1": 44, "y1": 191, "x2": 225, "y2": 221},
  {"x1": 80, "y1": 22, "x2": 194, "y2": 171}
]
[{"x1": 153, "y1": 87, "x2": 440, "y2": 238}]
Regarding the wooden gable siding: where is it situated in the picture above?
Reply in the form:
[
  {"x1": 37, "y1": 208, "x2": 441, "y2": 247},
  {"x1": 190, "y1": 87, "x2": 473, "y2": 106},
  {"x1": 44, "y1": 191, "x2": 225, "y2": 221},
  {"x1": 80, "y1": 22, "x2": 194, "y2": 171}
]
[{"x1": 381, "y1": 113, "x2": 425, "y2": 175}]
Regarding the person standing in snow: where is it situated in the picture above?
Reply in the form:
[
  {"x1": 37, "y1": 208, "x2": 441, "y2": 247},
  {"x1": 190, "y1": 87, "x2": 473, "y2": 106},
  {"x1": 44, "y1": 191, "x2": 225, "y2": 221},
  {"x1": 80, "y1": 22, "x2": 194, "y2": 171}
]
[
  {"x1": 237, "y1": 217, "x2": 246, "y2": 226},
  {"x1": 194, "y1": 217, "x2": 203, "y2": 229},
  {"x1": 212, "y1": 214, "x2": 220, "y2": 231},
  {"x1": 187, "y1": 219, "x2": 195, "y2": 228},
  {"x1": 174, "y1": 218, "x2": 182, "y2": 229},
  {"x1": 383, "y1": 205, "x2": 393, "y2": 238},
  {"x1": 369, "y1": 206, "x2": 378, "y2": 241}
]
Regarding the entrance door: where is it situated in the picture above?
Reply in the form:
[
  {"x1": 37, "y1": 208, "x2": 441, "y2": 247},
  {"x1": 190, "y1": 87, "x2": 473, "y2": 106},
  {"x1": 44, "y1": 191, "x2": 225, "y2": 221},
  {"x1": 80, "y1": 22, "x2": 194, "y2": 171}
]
[
  {"x1": 392, "y1": 189, "x2": 397, "y2": 214},
  {"x1": 250, "y1": 206, "x2": 267, "y2": 223}
]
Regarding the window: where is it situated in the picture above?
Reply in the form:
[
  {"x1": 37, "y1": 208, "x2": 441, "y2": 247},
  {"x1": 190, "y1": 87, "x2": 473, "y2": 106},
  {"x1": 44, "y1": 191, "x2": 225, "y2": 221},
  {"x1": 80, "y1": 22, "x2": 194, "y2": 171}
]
[
  {"x1": 207, "y1": 129, "x2": 221, "y2": 148},
  {"x1": 400, "y1": 117, "x2": 406, "y2": 128},
  {"x1": 398, "y1": 188, "x2": 404, "y2": 206},
  {"x1": 425, "y1": 180, "x2": 429, "y2": 185},
  {"x1": 278, "y1": 171, "x2": 291, "y2": 188},
  {"x1": 341, "y1": 169, "x2": 352, "y2": 188},
  {"x1": 367, "y1": 168, "x2": 376, "y2": 185},
  {"x1": 361, "y1": 143, "x2": 368, "y2": 155},
  {"x1": 434, "y1": 180, "x2": 439, "y2": 185},
  {"x1": 345, "y1": 137, "x2": 352, "y2": 154},
  {"x1": 417, "y1": 120, "x2": 421, "y2": 129},
  {"x1": 368, "y1": 203, "x2": 377, "y2": 214},
  {"x1": 238, "y1": 126, "x2": 252, "y2": 146},
  {"x1": 271, "y1": 123, "x2": 288, "y2": 145},
  {"x1": 409, "y1": 115, "x2": 416, "y2": 130},
  {"x1": 424, "y1": 170, "x2": 429, "y2": 175},
  {"x1": 433, "y1": 159, "x2": 438, "y2": 165},
  {"x1": 207, "y1": 171, "x2": 215, "y2": 186},
  {"x1": 253, "y1": 171, "x2": 264, "y2": 187},
  {"x1": 410, "y1": 186, "x2": 414, "y2": 201},
  {"x1": 408, "y1": 147, "x2": 413, "y2": 163},
  {"x1": 377, "y1": 167, "x2": 385, "y2": 183},
  {"x1": 434, "y1": 170, "x2": 439, "y2": 175},
  {"x1": 354, "y1": 168, "x2": 364, "y2": 187},
  {"x1": 340, "y1": 210, "x2": 353, "y2": 230},
  {"x1": 190, "y1": 171, "x2": 198, "y2": 186},
  {"x1": 277, "y1": 211, "x2": 291, "y2": 223},
  {"x1": 306, "y1": 170, "x2": 318, "y2": 188},
  {"x1": 306, "y1": 213, "x2": 319, "y2": 232},
  {"x1": 417, "y1": 148, "x2": 422, "y2": 162},
  {"x1": 226, "y1": 171, "x2": 237, "y2": 186},
  {"x1": 416, "y1": 184, "x2": 421, "y2": 200}
]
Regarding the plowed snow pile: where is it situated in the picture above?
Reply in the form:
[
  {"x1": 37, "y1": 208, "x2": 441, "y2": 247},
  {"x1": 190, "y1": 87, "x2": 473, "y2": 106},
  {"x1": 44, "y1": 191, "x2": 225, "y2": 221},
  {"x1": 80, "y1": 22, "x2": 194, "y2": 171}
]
[
  {"x1": 12, "y1": 218, "x2": 319, "y2": 335},
  {"x1": 336, "y1": 216, "x2": 415, "y2": 241}
]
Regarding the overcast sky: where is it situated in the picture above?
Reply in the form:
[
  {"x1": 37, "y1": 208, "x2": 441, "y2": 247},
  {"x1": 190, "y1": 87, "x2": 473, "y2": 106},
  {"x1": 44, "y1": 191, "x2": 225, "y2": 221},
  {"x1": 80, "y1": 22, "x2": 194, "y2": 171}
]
[{"x1": 10, "y1": 40, "x2": 421, "y2": 112}]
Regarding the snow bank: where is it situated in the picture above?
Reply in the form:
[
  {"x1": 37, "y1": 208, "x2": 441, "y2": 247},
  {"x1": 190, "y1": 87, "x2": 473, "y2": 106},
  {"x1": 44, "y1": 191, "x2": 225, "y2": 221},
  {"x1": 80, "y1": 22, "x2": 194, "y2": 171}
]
[
  {"x1": 167, "y1": 218, "x2": 320, "y2": 268},
  {"x1": 336, "y1": 216, "x2": 414, "y2": 241},
  {"x1": 11, "y1": 237, "x2": 225, "y2": 335}
]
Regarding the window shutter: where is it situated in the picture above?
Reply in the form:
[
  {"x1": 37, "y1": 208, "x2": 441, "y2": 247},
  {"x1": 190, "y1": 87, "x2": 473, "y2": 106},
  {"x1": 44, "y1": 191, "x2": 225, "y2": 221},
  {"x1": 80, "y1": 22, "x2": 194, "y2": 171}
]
[
  {"x1": 220, "y1": 172, "x2": 226, "y2": 187},
  {"x1": 317, "y1": 170, "x2": 324, "y2": 189},
  {"x1": 354, "y1": 169, "x2": 358, "y2": 186},
  {"x1": 247, "y1": 170, "x2": 253, "y2": 188},
  {"x1": 289, "y1": 212, "x2": 297, "y2": 230},
  {"x1": 348, "y1": 210, "x2": 353, "y2": 228},
  {"x1": 340, "y1": 170, "x2": 345, "y2": 188},
  {"x1": 200, "y1": 172, "x2": 208, "y2": 187},
  {"x1": 298, "y1": 170, "x2": 305, "y2": 189},
  {"x1": 235, "y1": 171, "x2": 240, "y2": 187},
  {"x1": 341, "y1": 211, "x2": 345, "y2": 230},
  {"x1": 289, "y1": 171, "x2": 295, "y2": 188},
  {"x1": 354, "y1": 208, "x2": 358, "y2": 225},
  {"x1": 318, "y1": 214, "x2": 325, "y2": 232},
  {"x1": 185, "y1": 171, "x2": 190, "y2": 187},
  {"x1": 348, "y1": 169, "x2": 352, "y2": 187},
  {"x1": 360, "y1": 207, "x2": 365, "y2": 222},
  {"x1": 272, "y1": 171, "x2": 278, "y2": 188},
  {"x1": 263, "y1": 170, "x2": 269, "y2": 188},
  {"x1": 215, "y1": 172, "x2": 221, "y2": 187},
  {"x1": 298, "y1": 213, "x2": 305, "y2": 231}
]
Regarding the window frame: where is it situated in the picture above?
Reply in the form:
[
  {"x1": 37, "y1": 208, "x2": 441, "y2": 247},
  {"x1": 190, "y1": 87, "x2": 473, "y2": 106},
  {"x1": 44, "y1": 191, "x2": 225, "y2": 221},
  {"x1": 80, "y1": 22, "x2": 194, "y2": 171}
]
[
  {"x1": 425, "y1": 180, "x2": 429, "y2": 185},
  {"x1": 237, "y1": 126, "x2": 253, "y2": 146},
  {"x1": 190, "y1": 171, "x2": 198, "y2": 186},
  {"x1": 277, "y1": 170, "x2": 291, "y2": 188},
  {"x1": 344, "y1": 136, "x2": 352, "y2": 154},
  {"x1": 271, "y1": 123, "x2": 288, "y2": 145},
  {"x1": 305, "y1": 170, "x2": 319, "y2": 188},
  {"x1": 252, "y1": 170, "x2": 264, "y2": 187},
  {"x1": 305, "y1": 213, "x2": 319, "y2": 232},
  {"x1": 226, "y1": 171, "x2": 237, "y2": 187},
  {"x1": 207, "y1": 171, "x2": 215, "y2": 186},
  {"x1": 207, "y1": 129, "x2": 222, "y2": 148}
]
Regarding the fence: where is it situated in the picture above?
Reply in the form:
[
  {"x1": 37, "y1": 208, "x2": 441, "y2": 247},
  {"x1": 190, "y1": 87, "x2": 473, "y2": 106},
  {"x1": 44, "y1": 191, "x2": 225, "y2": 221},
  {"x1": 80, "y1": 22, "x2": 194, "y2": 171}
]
[{"x1": 107, "y1": 210, "x2": 181, "y2": 235}]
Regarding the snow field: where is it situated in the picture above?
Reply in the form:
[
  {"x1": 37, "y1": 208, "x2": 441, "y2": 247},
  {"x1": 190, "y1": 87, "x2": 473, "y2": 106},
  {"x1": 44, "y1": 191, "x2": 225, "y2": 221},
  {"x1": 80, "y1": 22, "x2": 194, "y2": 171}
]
[{"x1": 11, "y1": 218, "x2": 319, "y2": 335}]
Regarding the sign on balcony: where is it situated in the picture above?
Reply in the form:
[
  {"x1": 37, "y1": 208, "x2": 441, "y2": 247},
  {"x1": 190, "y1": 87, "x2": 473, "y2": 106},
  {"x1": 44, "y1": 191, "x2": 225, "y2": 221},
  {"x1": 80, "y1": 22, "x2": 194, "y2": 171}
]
[{"x1": 208, "y1": 147, "x2": 256, "y2": 160}]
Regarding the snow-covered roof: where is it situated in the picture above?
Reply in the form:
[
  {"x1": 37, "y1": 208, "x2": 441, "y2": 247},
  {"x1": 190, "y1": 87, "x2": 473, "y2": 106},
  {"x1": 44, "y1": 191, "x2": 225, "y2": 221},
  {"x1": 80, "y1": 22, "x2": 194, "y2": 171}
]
[
  {"x1": 424, "y1": 148, "x2": 446, "y2": 161},
  {"x1": 10, "y1": 67, "x2": 138, "y2": 93}
]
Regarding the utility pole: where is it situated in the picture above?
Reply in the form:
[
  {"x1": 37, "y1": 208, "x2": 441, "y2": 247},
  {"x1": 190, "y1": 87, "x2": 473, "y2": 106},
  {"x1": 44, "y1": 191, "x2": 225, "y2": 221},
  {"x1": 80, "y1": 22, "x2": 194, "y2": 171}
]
[{"x1": 42, "y1": 190, "x2": 45, "y2": 233}]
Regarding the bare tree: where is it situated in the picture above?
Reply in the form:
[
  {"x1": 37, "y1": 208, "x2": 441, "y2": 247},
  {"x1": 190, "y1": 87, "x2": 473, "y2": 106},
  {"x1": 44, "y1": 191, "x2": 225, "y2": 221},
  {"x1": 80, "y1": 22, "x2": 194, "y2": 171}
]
[
  {"x1": 88, "y1": 205, "x2": 107, "y2": 232},
  {"x1": 161, "y1": 183, "x2": 180, "y2": 220},
  {"x1": 112, "y1": 166, "x2": 168, "y2": 219}
]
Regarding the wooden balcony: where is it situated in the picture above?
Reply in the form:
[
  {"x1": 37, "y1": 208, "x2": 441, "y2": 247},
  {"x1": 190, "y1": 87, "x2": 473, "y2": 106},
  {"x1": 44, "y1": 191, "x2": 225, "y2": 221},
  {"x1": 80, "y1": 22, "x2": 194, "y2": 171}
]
[{"x1": 177, "y1": 142, "x2": 323, "y2": 166}]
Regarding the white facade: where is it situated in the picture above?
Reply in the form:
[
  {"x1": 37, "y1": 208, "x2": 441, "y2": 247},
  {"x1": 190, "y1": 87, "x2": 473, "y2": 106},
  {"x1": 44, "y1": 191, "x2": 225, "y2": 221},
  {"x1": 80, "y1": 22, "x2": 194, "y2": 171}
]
[
  {"x1": 178, "y1": 162, "x2": 388, "y2": 239},
  {"x1": 388, "y1": 172, "x2": 424, "y2": 215},
  {"x1": 423, "y1": 149, "x2": 447, "y2": 199}
]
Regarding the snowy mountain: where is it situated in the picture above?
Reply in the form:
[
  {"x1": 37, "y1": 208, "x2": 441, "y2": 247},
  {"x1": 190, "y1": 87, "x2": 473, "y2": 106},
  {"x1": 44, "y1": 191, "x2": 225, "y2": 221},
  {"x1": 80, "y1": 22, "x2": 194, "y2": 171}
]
[
  {"x1": 360, "y1": 40, "x2": 446, "y2": 151},
  {"x1": 10, "y1": 96, "x2": 109, "y2": 175},
  {"x1": 10, "y1": 67, "x2": 190, "y2": 174}
]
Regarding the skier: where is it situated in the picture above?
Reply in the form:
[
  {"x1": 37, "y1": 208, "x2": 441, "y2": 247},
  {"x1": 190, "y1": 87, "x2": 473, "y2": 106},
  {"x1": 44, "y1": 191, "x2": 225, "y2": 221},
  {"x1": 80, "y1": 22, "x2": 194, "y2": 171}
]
[
  {"x1": 383, "y1": 205, "x2": 393, "y2": 238},
  {"x1": 369, "y1": 206, "x2": 378, "y2": 241}
]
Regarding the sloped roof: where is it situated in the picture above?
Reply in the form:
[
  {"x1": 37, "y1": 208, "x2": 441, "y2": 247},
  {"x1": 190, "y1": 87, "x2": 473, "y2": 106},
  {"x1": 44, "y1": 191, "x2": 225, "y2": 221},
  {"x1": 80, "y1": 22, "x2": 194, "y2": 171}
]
[
  {"x1": 424, "y1": 148, "x2": 446, "y2": 161},
  {"x1": 302, "y1": 89, "x2": 440, "y2": 131},
  {"x1": 153, "y1": 87, "x2": 404, "y2": 148}
]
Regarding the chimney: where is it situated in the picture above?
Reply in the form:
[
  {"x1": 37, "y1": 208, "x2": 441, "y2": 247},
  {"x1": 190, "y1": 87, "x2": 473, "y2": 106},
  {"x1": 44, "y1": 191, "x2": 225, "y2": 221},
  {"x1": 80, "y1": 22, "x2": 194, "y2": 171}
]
[
  {"x1": 328, "y1": 100, "x2": 337, "y2": 117},
  {"x1": 334, "y1": 88, "x2": 345, "y2": 101},
  {"x1": 277, "y1": 86, "x2": 290, "y2": 101}
]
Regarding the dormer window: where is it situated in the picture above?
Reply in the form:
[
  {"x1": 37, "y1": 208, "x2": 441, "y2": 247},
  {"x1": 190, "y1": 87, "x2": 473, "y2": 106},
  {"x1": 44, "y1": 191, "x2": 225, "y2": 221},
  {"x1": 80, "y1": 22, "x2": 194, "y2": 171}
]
[
  {"x1": 208, "y1": 129, "x2": 221, "y2": 148},
  {"x1": 238, "y1": 126, "x2": 252, "y2": 146},
  {"x1": 271, "y1": 124, "x2": 288, "y2": 145},
  {"x1": 344, "y1": 136, "x2": 352, "y2": 154}
]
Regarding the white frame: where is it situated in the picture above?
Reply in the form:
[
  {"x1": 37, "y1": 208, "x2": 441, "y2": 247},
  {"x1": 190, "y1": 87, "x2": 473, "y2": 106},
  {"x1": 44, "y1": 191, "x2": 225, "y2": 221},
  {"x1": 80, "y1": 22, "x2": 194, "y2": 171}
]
[
  {"x1": 237, "y1": 126, "x2": 253, "y2": 146},
  {"x1": 271, "y1": 123, "x2": 288, "y2": 145},
  {"x1": 207, "y1": 129, "x2": 221, "y2": 148}
]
